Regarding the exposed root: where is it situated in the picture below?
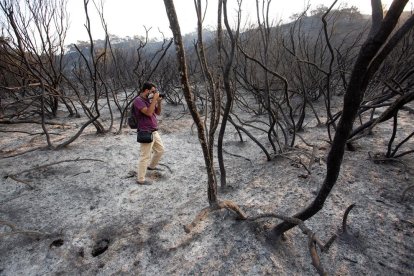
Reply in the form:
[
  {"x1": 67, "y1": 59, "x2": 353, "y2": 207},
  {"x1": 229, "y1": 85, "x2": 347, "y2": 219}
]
[
  {"x1": 321, "y1": 234, "x2": 338, "y2": 253},
  {"x1": 249, "y1": 213, "x2": 336, "y2": 249},
  {"x1": 183, "y1": 204, "x2": 360, "y2": 275},
  {"x1": 309, "y1": 234, "x2": 328, "y2": 276},
  {"x1": 183, "y1": 200, "x2": 246, "y2": 233},
  {"x1": 216, "y1": 200, "x2": 247, "y2": 220},
  {"x1": 183, "y1": 207, "x2": 211, "y2": 233},
  {"x1": 248, "y1": 213, "x2": 336, "y2": 276}
]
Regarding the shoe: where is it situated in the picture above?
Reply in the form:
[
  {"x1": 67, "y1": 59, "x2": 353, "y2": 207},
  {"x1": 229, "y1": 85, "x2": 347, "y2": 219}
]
[{"x1": 137, "y1": 180, "x2": 153, "y2": 185}]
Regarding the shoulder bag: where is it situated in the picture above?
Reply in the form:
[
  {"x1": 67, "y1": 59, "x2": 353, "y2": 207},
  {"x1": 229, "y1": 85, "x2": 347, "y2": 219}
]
[{"x1": 137, "y1": 130, "x2": 153, "y2": 143}]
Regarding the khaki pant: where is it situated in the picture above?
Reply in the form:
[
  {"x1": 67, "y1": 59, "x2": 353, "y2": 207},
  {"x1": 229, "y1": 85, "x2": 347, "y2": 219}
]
[{"x1": 137, "y1": 131, "x2": 164, "y2": 182}]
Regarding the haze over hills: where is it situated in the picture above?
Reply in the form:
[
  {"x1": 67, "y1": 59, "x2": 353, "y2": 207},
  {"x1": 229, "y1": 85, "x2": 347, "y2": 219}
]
[{"x1": 67, "y1": 9, "x2": 376, "y2": 63}]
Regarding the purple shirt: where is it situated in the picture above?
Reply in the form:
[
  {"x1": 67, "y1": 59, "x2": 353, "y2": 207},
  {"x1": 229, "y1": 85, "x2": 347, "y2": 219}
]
[{"x1": 134, "y1": 96, "x2": 158, "y2": 131}]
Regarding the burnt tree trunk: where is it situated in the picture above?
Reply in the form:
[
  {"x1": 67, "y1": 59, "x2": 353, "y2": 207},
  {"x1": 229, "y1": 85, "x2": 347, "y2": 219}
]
[
  {"x1": 272, "y1": 0, "x2": 412, "y2": 237},
  {"x1": 217, "y1": 0, "x2": 241, "y2": 187},
  {"x1": 163, "y1": 0, "x2": 218, "y2": 205}
]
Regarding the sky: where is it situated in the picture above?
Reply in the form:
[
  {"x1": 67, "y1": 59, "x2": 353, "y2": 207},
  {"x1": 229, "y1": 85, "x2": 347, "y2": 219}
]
[{"x1": 65, "y1": 0, "x2": 413, "y2": 45}]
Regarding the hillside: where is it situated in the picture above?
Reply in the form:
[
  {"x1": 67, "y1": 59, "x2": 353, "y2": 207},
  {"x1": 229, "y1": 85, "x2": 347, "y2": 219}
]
[{"x1": 1, "y1": 99, "x2": 413, "y2": 275}]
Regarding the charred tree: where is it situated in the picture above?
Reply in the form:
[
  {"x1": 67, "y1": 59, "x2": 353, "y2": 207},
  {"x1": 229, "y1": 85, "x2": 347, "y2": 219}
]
[{"x1": 272, "y1": 0, "x2": 413, "y2": 237}]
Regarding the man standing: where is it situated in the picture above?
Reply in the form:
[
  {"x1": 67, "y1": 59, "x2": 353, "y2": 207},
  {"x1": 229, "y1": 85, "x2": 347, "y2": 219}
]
[{"x1": 134, "y1": 82, "x2": 165, "y2": 185}]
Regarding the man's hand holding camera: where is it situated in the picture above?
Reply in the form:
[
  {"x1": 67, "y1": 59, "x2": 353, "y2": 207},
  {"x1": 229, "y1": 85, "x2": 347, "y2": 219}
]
[{"x1": 151, "y1": 91, "x2": 165, "y2": 102}]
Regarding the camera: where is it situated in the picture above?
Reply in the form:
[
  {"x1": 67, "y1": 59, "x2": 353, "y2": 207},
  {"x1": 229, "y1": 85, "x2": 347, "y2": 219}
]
[{"x1": 149, "y1": 92, "x2": 165, "y2": 100}]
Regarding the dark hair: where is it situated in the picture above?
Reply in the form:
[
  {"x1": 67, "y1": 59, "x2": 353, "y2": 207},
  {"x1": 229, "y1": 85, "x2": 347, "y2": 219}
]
[{"x1": 141, "y1": 82, "x2": 156, "y2": 92}]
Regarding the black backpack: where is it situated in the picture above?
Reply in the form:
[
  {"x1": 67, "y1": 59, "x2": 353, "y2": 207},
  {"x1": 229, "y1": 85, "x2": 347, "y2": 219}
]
[{"x1": 127, "y1": 103, "x2": 138, "y2": 129}]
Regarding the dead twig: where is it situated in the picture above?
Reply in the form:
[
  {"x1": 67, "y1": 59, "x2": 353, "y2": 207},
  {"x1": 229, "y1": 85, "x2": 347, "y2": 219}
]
[
  {"x1": 72, "y1": 170, "x2": 91, "y2": 177},
  {"x1": 6, "y1": 158, "x2": 105, "y2": 185},
  {"x1": 0, "y1": 129, "x2": 61, "y2": 136},
  {"x1": 7, "y1": 175, "x2": 34, "y2": 189},
  {"x1": 342, "y1": 204, "x2": 356, "y2": 234},
  {"x1": 222, "y1": 148, "x2": 252, "y2": 164},
  {"x1": 368, "y1": 152, "x2": 410, "y2": 180},
  {"x1": 275, "y1": 147, "x2": 318, "y2": 170},
  {"x1": 296, "y1": 133, "x2": 316, "y2": 148},
  {"x1": 308, "y1": 146, "x2": 318, "y2": 170},
  {"x1": 0, "y1": 220, "x2": 49, "y2": 238},
  {"x1": 298, "y1": 158, "x2": 312, "y2": 175},
  {"x1": 400, "y1": 185, "x2": 414, "y2": 202},
  {"x1": 400, "y1": 219, "x2": 414, "y2": 226},
  {"x1": 321, "y1": 234, "x2": 338, "y2": 253},
  {"x1": 0, "y1": 119, "x2": 71, "y2": 127},
  {"x1": 8, "y1": 157, "x2": 105, "y2": 177},
  {"x1": 159, "y1": 163, "x2": 173, "y2": 174},
  {"x1": 0, "y1": 220, "x2": 17, "y2": 231},
  {"x1": 277, "y1": 153, "x2": 312, "y2": 176},
  {"x1": 0, "y1": 230, "x2": 48, "y2": 238},
  {"x1": 343, "y1": 257, "x2": 358, "y2": 263},
  {"x1": 1, "y1": 146, "x2": 45, "y2": 159}
]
